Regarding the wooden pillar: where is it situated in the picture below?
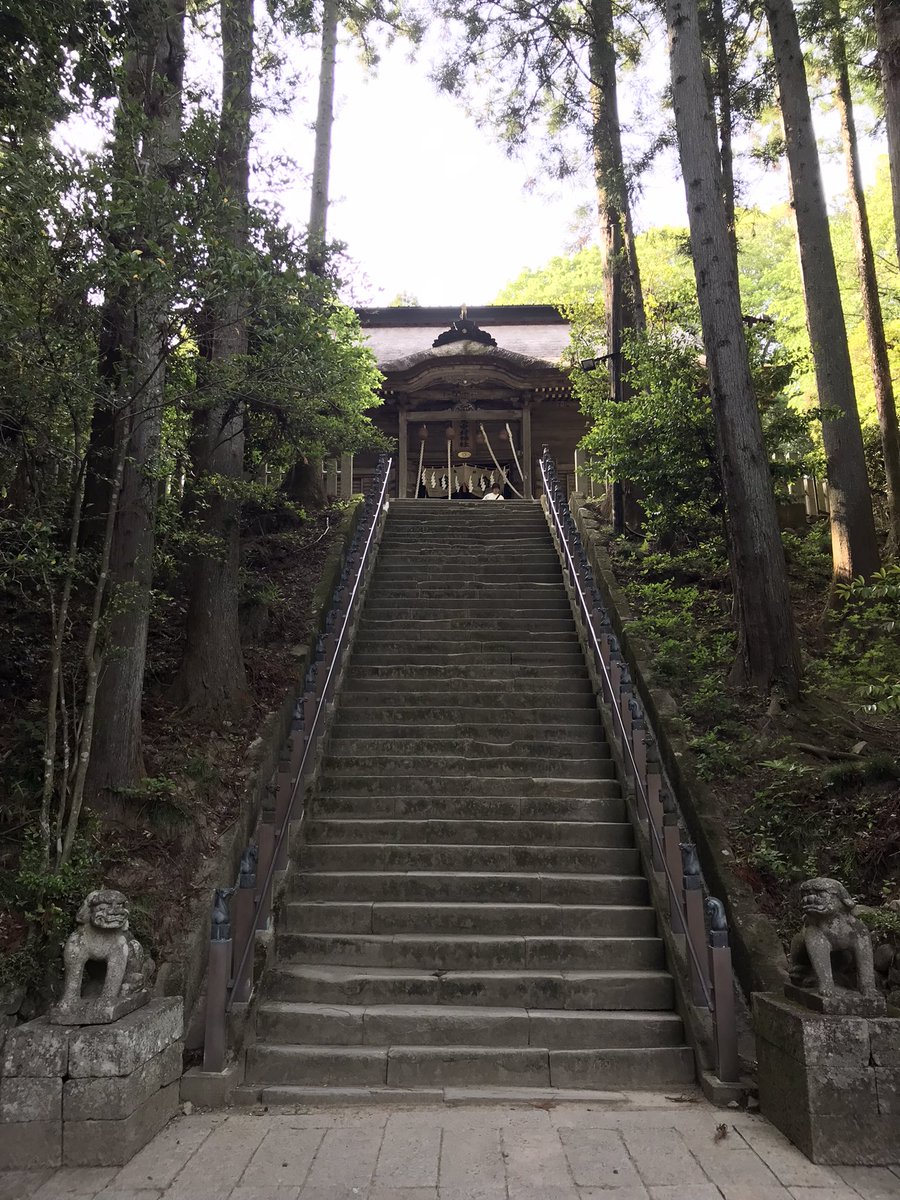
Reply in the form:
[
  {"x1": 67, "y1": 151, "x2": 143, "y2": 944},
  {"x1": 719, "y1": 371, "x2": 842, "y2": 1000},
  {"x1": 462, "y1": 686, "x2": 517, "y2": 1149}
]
[
  {"x1": 398, "y1": 407, "x2": 408, "y2": 498},
  {"x1": 522, "y1": 399, "x2": 533, "y2": 498}
]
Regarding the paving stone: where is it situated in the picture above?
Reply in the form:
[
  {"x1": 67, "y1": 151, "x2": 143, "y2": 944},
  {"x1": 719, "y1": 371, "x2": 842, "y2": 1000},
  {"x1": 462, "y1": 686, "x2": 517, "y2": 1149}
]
[
  {"x1": 717, "y1": 1187, "x2": 792, "y2": 1199},
  {"x1": 618, "y1": 1127, "x2": 708, "y2": 1187},
  {"x1": 374, "y1": 1126, "x2": 441, "y2": 1189},
  {"x1": 231, "y1": 1188, "x2": 302, "y2": 1200},
  {"x1": 734, "y1": 1121, "x2": 841, "y2": 1187},
  {"x1": 368, "y1": 1189, "x2": 438, "y2": 1200},
  {"x1": 30, "y1": 1167, "x2": 116, "y2": 1197},
  {"x1": 300, "y1": 1125, "x2": 382, "y2": 1194},
  {"x1": 645, "y1": 1189, "x2": 721, "y2": 1200},
  {"x1": 676, "y1": 1123, "x2": 783, "y2": 1189},
  {"x1": 834, "y1": 1166, "x2": 900, "y2": 1198},
  {"x1": 438, "y1": 1126, "x2": 506, "y2": 1196},
  {"x1": 501, "y1": 1124, "x2": 575, "y2": 1194},
  {"x1": 110, "y1": 1113, "x2": 216, "y2": 1189},
  {"x1": 94, "y1": 1190, "x2": 163, "y2": 1200},
  {"x1": 787, "y1": 1190, "x2": 861, "y2": 1200},
  {"x1": 559, "y1": 1127, "x2": 642, "y2": 1188},
  {"x1": 578, "y1": 1190, "x2": 650, "y2": 1200},
  {"x1": 161, "y1": 1116, "x2": 267, "y2": 1195},
  {"x1": 238, "y1": 1127, "x2": 325, "y2": 1188}
]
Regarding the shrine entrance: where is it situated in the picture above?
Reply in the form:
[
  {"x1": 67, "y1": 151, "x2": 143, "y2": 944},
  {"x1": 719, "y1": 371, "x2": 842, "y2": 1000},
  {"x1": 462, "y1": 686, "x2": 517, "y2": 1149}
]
[{"x1": 352, "y1": 305, "x2": 583, "y2": 499}]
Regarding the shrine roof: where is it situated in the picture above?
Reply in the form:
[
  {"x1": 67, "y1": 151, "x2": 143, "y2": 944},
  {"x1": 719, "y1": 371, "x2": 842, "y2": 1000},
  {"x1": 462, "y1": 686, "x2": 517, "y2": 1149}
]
[{"x1": 356, "y1": 305, "x2": 571, "y2": 369}]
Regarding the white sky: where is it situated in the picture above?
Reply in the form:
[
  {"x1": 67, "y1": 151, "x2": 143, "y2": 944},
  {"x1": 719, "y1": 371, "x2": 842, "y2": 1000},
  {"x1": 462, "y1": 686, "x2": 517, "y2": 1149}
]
[{"x1": 265, "y1": 21, "x2": 885, "y2": 307}]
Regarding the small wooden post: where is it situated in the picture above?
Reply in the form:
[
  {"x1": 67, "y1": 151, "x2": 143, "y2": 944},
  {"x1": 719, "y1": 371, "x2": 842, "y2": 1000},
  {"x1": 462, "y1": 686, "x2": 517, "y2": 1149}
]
[
  {"x1": 398, "y1": 408, "x2": 408, "y2": 498},
  {"x1": 340, "y1": 454, "x2": 354, "y2": 498}
]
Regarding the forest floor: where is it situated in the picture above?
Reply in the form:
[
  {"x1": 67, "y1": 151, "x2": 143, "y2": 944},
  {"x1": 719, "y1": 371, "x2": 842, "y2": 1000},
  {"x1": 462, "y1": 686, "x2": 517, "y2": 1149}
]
[
  {"x1": 0, "y1": 504, "x2": 346, "y2": 1011},
  {"x1": 598, "y1": 517, "x2": 900, "y2": 948}
]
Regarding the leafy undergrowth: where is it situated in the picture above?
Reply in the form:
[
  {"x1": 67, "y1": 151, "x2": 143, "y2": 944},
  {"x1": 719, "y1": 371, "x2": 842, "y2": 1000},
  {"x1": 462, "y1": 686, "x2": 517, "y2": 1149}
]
[
  {"x1": 0, "y1": 505, "x2": 345, "y2": 1012},
  {"x1": 601, "y1": 520, "x2": 900, "y2": 947}
]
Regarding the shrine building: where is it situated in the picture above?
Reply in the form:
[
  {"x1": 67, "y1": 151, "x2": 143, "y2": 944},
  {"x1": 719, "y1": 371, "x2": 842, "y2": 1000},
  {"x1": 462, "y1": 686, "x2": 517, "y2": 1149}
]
[{"x1": 350, "y1": 305, "x2": 586, "y2": 499}]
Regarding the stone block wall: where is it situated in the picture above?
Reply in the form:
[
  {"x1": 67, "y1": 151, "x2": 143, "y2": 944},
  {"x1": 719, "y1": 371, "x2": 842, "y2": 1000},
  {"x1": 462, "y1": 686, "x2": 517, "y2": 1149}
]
[{"x1": 0, "y1": 998, "x2": 182, "y2": 1169}]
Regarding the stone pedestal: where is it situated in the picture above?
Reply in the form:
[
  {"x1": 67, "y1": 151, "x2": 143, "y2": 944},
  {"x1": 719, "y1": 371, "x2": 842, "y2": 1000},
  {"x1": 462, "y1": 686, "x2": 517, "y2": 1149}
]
[
  {"x1": 755, "y1": 992, "x2": 900, "y2": 1164},
  {"x1": 0, "y1": 998, "x2": 182, "y2": 1169}
]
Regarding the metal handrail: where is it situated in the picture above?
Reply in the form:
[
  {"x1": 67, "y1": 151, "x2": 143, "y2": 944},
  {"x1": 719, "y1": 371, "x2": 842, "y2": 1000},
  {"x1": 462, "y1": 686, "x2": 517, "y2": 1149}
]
[
  {"x1": 539, "y1": 450, "x2": 713, "y2": 1008},
  {"x1": 224, "y1": 455, "x2": 392, "y2": 1014}
]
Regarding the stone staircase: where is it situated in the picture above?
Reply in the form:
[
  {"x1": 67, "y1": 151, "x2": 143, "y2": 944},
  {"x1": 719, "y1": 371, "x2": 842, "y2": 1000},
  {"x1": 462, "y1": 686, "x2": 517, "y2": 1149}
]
[{"x1": 242, "y1": 499, "x2": 694, "y2": 1099}]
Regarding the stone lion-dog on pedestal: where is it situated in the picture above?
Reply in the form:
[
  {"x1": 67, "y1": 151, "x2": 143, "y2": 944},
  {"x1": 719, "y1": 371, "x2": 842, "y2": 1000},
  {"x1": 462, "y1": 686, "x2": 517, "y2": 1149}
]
[
  {"x1": 789, "y1": 877, "x2": 878, "y2": 1000},
  {"x1": 50, "y1": 889, "x2": 154, "y2": 1025}
]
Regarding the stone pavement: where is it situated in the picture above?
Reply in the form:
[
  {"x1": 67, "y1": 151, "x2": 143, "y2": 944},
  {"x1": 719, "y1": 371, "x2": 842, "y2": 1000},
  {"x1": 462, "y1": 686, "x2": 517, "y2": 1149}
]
[{"x1": 2, "y1": 1092, "x2": 900, "y2": 1200}]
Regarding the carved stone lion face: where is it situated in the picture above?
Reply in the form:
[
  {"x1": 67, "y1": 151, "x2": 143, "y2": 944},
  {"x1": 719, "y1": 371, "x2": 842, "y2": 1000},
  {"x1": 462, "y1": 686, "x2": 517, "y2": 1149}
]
[
  {"x1": 800, "y1": 878, "x2": 852, "y2": 920},
  {"x1": 86, "y1": 889, "x2": 130, "y2": 931}
]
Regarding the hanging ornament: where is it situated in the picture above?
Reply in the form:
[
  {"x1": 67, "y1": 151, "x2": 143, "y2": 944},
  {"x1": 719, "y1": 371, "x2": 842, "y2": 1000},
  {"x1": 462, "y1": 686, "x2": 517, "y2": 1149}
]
[{"x1": 418, "y1": 424, "x2": 428, "y2": 441}]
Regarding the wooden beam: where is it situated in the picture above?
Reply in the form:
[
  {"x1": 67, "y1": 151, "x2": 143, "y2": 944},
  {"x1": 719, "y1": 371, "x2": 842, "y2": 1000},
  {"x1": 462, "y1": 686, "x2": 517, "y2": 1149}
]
[
  {"x1": 398, "y1": 408, "x2": 408, "y2": 497},
  {"x1": 410, "y1": 408, "x2": 524, "y2": 422}
]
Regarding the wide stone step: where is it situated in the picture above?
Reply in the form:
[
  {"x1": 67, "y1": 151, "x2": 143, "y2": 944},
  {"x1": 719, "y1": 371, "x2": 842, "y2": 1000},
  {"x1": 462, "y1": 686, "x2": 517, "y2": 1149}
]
[
  {"x1": 256, "y1": 1003, "x2": 684, "y2": 1050},
  {"x1": 299, "y1": 843, "x2": 639, "y2": 875},
  {"x1": 304, "y1": 818, "x2": 630, "y2": 846},
  {"x1": 331, "y1": 721, "x2": 601, "y2": 740},
  {"x1": 337, "y1": 699, "x2": 598, "y2": 719},
  {"x1": 313, "y1": 794, "x2": 624, "y2": 820},
  {"x1": 367, "y1": 584, "x2": 569, "y2": 599},
  {"x1": 352, "y1": 650, "x2": 585, "y2": 666},
  {"x1": 358, "y1": 618, "x2": 577, "y2": 633},
  {"x1": 322, "y1": 754, "x2": 614, "y2": 778},
  {"x1": 347, "y1": 664, "x2": 590, "y2": 681},
  {"x1": 293, "y1": 871, "x2": 648, "y2": 904},
  {"x1": 245, "y1": 1042, "x2": 694, "y2": 1089},
  {"x1": 317, "y1": 776, "x2": 620, "y2": 799},
  {"x1": 324, "y1": 737, "x2": 609, "y2": 758},
  {"x1": 277, "y1": 927, "x2": 662, "y2": 966},
  {"x1": 264, "y1": 964, "x2": 673, "y2": 1009},
  {"x1": 282, "y1": 904, "x2": 655, "y2": 938},
  {"x1": 363, "y1": 603, "x2": 574, "y2": 619}
]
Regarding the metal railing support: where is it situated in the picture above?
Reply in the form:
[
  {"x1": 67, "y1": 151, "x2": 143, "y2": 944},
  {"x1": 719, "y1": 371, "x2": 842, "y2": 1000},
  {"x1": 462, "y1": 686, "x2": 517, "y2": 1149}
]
[
  {"x1": 538, "y1": 449, "x2": 742, "y2": 1090},
  {"x1": 203, "y1": 887, "x2": 234, "y2": 1073}
]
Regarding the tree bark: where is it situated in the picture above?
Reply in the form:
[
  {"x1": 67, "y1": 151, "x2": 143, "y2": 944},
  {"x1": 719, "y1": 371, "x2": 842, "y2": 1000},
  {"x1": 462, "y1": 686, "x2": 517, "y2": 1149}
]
[
  {"x1": 666, "y1": 0, "x2": 802, "y2": 696},
  {"x1": 709, "y1": 0, "x2": 738, "y2": 260},
  {"x1": 874, "y1": 0, "x2": 900, "y2": 276},
  {"x1": 87, "y1": 0, "x2": 187, "y2": 798},
  {"x1": 830, "y1": 2, "x2": 900, "y2": 552},
  {"x1": 764, "y1": 0, "x2": 879, "y2": 581},
  {"x1": 170, "y1": 0, "x2": 252, "y2": 717},
  {"x1": 308, "y1": 0, "x2": 339, "y2": 276},
  {"x1": 588, "y1": 0, "x2": 645, "y2": 533}
]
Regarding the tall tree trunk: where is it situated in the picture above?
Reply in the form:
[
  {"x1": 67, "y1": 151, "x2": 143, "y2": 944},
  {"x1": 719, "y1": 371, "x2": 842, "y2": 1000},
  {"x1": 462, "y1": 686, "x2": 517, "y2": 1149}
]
[
  {"x1": 709, "y1": 0, "x2": 738, "y2": 258},
  {"x1": 666, "y1": 0, "x2": 802, "y2": 696},
  {"x1": 308, "y1": 0, "x2": 339, "y2": 276},
  {"x1": 874, "y1": 0, "x2": 900, "y2": 276},
  {"x1": 170, "y1": 0, "x2": 252, "y2": 717},
  {"x1": 764, "y1": 0, "x2": 880, "y2": 582},
  {"x1": 588, "y1": 0, "x2": 645, "y2": 533},
  {"x1": 87, "y1": 0, "x2": 186, "y2": 798},
  {"x1": 830, "y1": 2, "x2": 900, "y2": 552}
]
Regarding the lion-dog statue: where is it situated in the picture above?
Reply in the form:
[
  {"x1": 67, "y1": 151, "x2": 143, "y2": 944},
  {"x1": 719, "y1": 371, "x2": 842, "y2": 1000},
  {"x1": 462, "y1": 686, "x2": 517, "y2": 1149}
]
[
  {"x1": 55, "y1": 889, "x2": 153, "y2": 1021},
  {"x1": 789, "y1": 877, "x2": 878, "y2": 998}
]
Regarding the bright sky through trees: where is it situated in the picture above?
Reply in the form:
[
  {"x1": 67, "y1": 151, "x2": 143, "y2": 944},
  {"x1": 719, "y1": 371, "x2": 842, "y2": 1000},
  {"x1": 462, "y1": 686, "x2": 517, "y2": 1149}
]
[{"x1": 266, "y1": 24, "x2": 885, "y2": 306}]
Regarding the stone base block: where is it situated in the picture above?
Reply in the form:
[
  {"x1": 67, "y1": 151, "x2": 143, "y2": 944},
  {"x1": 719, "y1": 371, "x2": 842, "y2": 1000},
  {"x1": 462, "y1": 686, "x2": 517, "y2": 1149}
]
[
  {"x1": 62, "y1": 1080, "x2": 179, "y2": 1167},
  {"x1": 0, "y1": 1075, "x2": 62, "y2": 1123},
  {"x1": 180, "y1": 1059, "x2": 243, "y2": 1108},
  {"x1": 755, "y1": 992, "x2": 900, "y2": 1165},
  {"x1": 67, "y1": 998, "x2": 182, "y2": 1077},
  {"x1": 49, "y1": 990, "x2": 150, "y2": 1026},
  {"x1": 64, "y1": 1041, "x2": 182, "y2": 1122},
  {"x1": 0, "y1": 1119, "x2": 61, "y2": 1169},
  {"x1": 784, "y1": 983, "x2": 887, "y2": 1017}
]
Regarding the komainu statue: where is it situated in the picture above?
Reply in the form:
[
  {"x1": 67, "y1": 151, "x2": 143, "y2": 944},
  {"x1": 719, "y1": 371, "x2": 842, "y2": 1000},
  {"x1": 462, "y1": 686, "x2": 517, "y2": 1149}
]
[
  {"x1": 50, "y1": 889, "x2": 154, "y2": 1025},
  {"x1": 789, "y1": 877, "x2": 878, "y2": 1000}
]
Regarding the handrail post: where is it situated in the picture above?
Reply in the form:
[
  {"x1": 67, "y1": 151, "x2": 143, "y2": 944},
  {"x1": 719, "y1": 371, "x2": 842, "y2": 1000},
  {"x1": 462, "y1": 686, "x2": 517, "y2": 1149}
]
[
  {"x1": 647, "y1": 769, "x2": 665, "y2": 872},
  {"x1": 255, "y1": 813, "x2": 275, "y2": 931},
  {"x1": 663, "y1": 809, "x2": 685, "y2": 934},
  {"x1": 232, "y1": 848, "x2": 256, "y2": 1004},
  {"x1": 274, "y1": 758, "x2": 291, "y2": 870},
  {"x1": 681, "y1": 843, "x2": 710, "y2": 1006},
  {"x1": 708, "y1": 905, "x2": 740, "y2": 1083},
  {"x1": 203, "y1": 887, "x2": 234, "y2": 1073}
]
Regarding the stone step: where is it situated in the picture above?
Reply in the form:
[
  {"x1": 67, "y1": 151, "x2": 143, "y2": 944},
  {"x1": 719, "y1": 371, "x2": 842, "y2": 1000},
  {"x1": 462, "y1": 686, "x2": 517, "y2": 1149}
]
[
  {"x1": 292, "y1": 871, "x2": 648, "y2": 904},
  {"x1": 282, "y1": 904, "x2": 656, "y2": 939},
  {"x1": 304, "y1": 818, "x2": 630, "y2": 846},
  {"x1": 299, "y1": 843, "x2": 639, "y2": 875},
  {"x1": 331, "y1": 720, "x2": 601, "y2": 740},
  {"x1": 351, "y1": 650, "x2": 586, "y2": 666},
  {"x1": 358, "y1": 618, "x2": 577, "y2": 633},
  {"x1": 321, "y1": 754, "x2": 615, "y2": 778},
  {"x1": 276, "y1": 927, "x2": 662, "y2": 966},
  {"x1": 316, "y1": 776, "x2": 620, "y2": 799},
  {"x1": 336, "y1": 698, "x2": 598, "y2": 718},
  {"x1": 312, "y1": 794, "x2": 624, "y2": 820},
  {"x1": 362, "y1": 603, "x2": 574, "y2": 618},
  {"x1": 346, "y1": 664, "x2": 590, "y2": 681},
  {"x1": 324, "y1": 737, "x2": 609, "y2": 759},
  {"x1": 245, "y1": 1043, "x2": 694, "y2": 1089},
  {"x1": 256, "y1": 1003, "x2": 684, "y2": 1050},
  {"x1": 263, "y1": 964, "x2": 674, "y2": 1009}
]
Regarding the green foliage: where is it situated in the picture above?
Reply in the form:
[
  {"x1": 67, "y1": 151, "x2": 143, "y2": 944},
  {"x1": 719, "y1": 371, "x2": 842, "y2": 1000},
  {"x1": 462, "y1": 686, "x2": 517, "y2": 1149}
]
[
  {"x1": 823, "y1": 566, "x2": 900, "y2": 713},
  {"x1": 0, "y1": 828, "x2": 100, "y2": 992}
]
